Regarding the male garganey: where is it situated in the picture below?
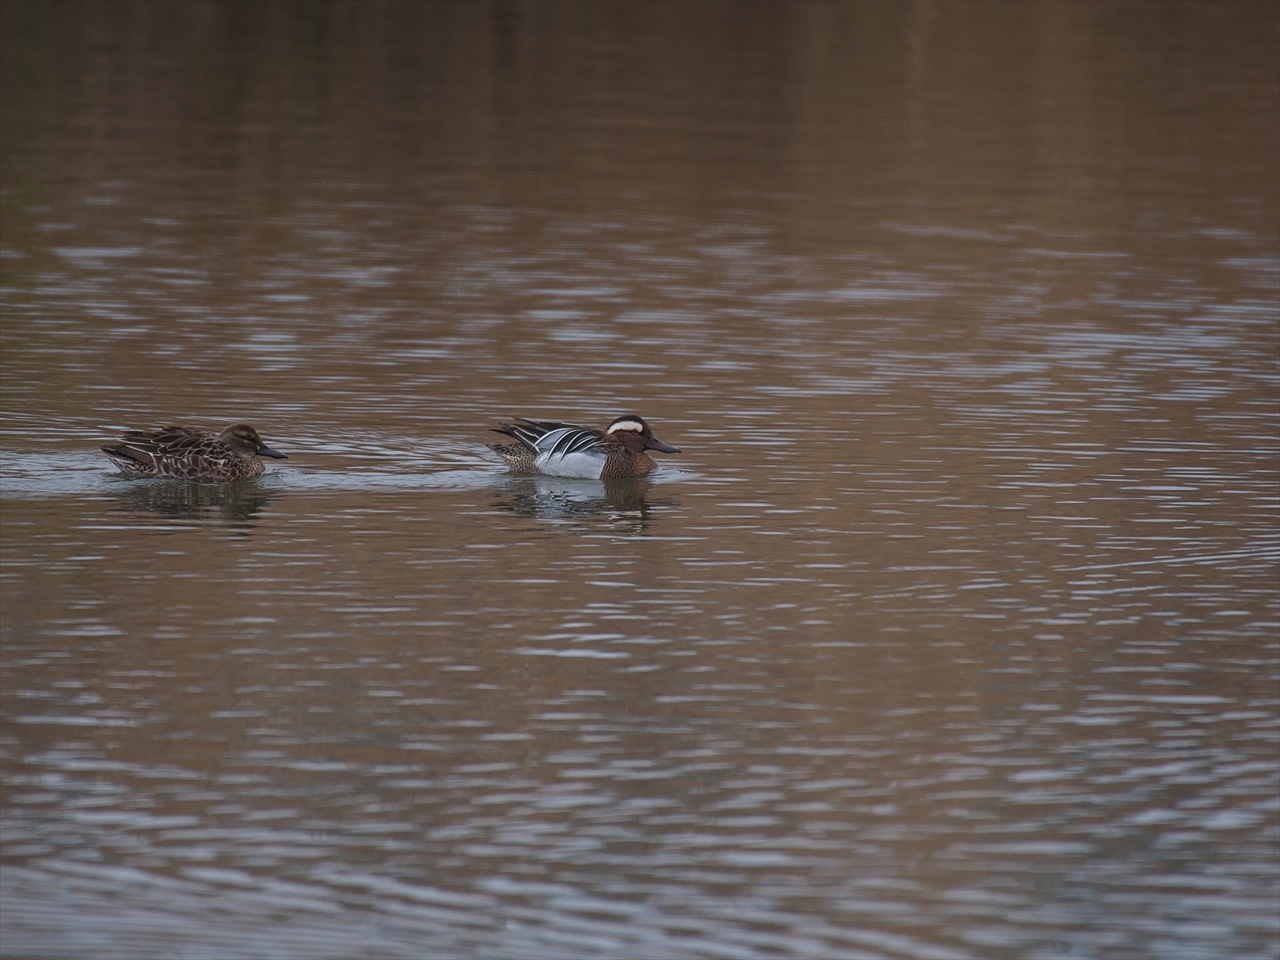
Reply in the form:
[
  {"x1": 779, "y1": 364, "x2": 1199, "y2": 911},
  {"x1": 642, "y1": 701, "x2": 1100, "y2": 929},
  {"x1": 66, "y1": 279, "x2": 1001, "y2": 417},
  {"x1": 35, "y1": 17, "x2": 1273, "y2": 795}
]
[{"x1": 489, "y1": 415, "x2": 680, "y2": 479}]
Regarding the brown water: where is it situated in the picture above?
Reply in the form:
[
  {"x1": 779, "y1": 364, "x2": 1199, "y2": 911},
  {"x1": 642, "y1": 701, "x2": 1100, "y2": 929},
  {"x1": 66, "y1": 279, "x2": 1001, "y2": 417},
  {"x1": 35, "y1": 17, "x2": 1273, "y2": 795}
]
[{"x1": 2, "y1": 3, "x2": 1278, "y2": 958}]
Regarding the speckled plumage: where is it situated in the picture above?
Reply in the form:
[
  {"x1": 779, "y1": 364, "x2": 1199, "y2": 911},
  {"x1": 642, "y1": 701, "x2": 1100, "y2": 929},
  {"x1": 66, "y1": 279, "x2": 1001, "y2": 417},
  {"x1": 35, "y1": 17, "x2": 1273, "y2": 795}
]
[
  {"x1": 488, "y1": 415, "x2": 681, "y2": 479},
  {"x1": 101, "y1": 423, "x2": 288, "y2": 482}
]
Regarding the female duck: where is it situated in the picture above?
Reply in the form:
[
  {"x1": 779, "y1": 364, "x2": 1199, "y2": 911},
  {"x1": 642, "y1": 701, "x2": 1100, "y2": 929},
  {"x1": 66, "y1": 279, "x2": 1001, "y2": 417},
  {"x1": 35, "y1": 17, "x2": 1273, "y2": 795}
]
[
  {"x1": 101, "y1": 423, "x2": 288, "y2": 482},
  {"x1": 489, "y1": 415, "x2": 680, "y2": 479}
]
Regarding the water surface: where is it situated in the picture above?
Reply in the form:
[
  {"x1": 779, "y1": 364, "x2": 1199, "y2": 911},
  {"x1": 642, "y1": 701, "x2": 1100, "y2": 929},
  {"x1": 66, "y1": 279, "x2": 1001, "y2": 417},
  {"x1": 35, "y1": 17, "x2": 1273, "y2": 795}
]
[{"x1": 2, "y1": 3, "x2": 1278, "y2": 958}]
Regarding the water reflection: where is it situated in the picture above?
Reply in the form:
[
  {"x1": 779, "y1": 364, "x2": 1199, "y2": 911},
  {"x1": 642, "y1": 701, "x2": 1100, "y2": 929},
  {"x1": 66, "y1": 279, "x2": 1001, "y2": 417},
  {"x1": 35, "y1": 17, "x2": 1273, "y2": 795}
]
[
  {"x1": 492, "y1": 476, "x2": 676, "y2": 536},
  {"x1": 105, "y1": 478, "x2": 279, "y2": 529}
]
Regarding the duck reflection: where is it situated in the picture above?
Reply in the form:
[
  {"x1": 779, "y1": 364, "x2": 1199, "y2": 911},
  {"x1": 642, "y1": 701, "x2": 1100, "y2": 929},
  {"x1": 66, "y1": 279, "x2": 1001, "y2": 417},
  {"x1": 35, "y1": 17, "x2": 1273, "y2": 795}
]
[
  {"x1": 493, "y1": 476, "x2": 674, "y2": 535},
  {"x1": 108, "y1": 478, "x2": 278, "y2": 528}
]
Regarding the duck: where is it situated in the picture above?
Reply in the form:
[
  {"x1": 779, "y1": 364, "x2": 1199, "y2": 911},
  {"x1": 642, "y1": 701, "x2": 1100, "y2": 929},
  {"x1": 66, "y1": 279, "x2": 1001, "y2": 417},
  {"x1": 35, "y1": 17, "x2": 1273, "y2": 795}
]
[
  {"x1": 101, "y1": 423, "x2": 288, "y2": 482},
  {"x1": 488, "y1": 415, "x2": 680, "y2": 479}
]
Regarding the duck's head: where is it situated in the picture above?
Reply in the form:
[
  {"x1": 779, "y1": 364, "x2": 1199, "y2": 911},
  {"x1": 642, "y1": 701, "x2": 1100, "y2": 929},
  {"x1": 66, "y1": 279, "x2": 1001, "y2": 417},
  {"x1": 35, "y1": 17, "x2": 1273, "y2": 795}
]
[
  {"x1": 220, "y1": 423, "x2": 288, "y2": 460},
  {"x1": 606, "y1": 415, "x2": 680, "y2": 454}
]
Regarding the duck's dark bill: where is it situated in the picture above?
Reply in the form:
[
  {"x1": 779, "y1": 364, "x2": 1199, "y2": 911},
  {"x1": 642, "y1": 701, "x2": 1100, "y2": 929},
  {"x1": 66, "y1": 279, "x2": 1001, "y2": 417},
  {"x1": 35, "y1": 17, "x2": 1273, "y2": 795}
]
[
  {"x1": 646, "y1": 437, "x2": 681, "y2": 453},
  {"x1": 258, "y1": 446, "x2": 288, "y2": 459}
]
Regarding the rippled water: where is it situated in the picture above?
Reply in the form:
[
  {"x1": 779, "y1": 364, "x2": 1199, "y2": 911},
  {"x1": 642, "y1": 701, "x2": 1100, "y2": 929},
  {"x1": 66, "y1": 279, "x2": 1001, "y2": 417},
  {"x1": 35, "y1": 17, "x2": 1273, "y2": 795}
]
[{"x1": 2, "y1": 3, "x2": 1278, "y2": 958}]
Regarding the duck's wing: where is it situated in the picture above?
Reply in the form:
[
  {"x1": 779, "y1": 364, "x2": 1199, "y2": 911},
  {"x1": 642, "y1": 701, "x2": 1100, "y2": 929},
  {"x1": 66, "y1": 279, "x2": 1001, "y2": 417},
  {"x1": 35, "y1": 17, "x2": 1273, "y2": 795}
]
[
  {"x1": 104, "y1": 427, "x2": 225, "y2": 468},
  {"x1": 494, "y1": 419, "x2": 609, "y2": 454},
  {"x1": 113, "y1": 426, "x2": 204, "y2": 454},
  {"x1": 531, "y1": 425, "x2": 610, "y2": 457}
]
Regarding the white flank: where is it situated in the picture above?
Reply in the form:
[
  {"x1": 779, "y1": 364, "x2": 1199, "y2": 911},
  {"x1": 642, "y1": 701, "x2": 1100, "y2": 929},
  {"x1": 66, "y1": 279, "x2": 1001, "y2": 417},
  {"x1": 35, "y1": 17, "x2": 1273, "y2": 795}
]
[
  {"x1": 536, "y1": 451, "x2": 606, "y2": 479},
  {"x1": 530, "y1": 427, "x2": 609, "y2": 478}
]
